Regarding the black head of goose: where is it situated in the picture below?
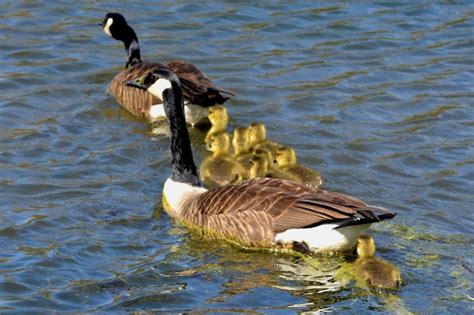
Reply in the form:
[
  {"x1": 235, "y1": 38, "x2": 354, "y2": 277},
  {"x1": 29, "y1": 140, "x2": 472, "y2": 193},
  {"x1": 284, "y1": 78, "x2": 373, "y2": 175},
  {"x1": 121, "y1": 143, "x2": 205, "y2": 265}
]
[
  {"x1": 101, "y1": 12, "x2": 234, "y2": 126},
  {"x1": 127, "y1": 69, "x2": 397, "y2": 254}
]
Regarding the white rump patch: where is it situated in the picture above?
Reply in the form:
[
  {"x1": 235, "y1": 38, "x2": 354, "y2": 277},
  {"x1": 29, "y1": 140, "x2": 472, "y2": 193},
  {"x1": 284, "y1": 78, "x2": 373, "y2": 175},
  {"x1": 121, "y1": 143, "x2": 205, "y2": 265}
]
[
  {"x1": 275, "y1": 223, "x2": 371, "y2": 253},
  {"x1": 163, "y1": 178, "x2": 207, "y2": 217},
  {"x1": 149, "y1": 79, "x2": 172, "y2": 99},
  {"x1": 104, "y1": 18, "x2": 113, "y2": 37}
]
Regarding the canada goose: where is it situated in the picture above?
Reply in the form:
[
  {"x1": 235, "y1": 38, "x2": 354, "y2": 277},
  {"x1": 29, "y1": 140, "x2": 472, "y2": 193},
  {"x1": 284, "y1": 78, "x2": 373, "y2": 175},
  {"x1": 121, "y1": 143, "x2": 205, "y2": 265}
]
[
  {"x1": 275, "y1": 146, "x2": 323, "y2": 189},
  {"x1": 248, "y1": 122, "x2": 281, "y2": 155},
  {"x1": 353, "y1": 235, "x2": 402, "y2": 289},
  {"x1": 126, "y1": 69, "x2": 396, "y2": 253},
  {"x1": 200, "y1": 132, "x2": 243, "y2": 186},
  {"x1": 101, "y1": 12, "x2": 234, "y2": 126},
  {"x1": 205, "y1": 105, "x2": 228, "y2": 143},
  {"x1": 251, "y1": 148, "x2": 301, "y2": 182}
]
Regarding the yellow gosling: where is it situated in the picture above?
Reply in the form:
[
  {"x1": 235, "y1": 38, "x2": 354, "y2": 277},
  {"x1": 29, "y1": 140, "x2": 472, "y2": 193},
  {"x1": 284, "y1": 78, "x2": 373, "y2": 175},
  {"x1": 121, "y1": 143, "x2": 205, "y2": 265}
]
[
  {"x1": 200, "y1": 132, "x2": 243, "y2": 186},
  {"x1": 252, "y1": 148, "x2": 300, "y2": 182},
  {"x1": 248, "y1": 122, "x2": 281, "y2": 154},
  {"x1": 249, "y1": 155, "x2": 270, "y2": 178},
  {"x1": 205, "y1": 105, "x2": 228, "y2": 143},
  {"x1": 353, "y1": 235, "x2": 402, "y2": 290},
  {"x1": 232, "y1": 126, "x2": 251, "y2": 155},
  {"x1": 275, "y1": 146, "x2": 323, "y2": 189},
  {"x1": 232, "y1": 126, "x2": 252, "y2": 179}
]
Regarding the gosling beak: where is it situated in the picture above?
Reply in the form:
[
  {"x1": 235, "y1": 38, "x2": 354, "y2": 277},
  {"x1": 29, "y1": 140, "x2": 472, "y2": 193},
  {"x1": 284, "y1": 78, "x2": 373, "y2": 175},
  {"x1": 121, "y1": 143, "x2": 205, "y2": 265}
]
[{"x1": 126, "y1": 77, "x2": 147, "y2": 90}]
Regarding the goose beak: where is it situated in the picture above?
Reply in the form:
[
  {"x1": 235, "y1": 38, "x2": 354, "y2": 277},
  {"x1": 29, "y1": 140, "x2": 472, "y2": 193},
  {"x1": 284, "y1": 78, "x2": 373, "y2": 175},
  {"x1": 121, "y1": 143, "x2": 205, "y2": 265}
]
[{"x1": 126, "y1": 77, "x2": 147, "y2": 90}]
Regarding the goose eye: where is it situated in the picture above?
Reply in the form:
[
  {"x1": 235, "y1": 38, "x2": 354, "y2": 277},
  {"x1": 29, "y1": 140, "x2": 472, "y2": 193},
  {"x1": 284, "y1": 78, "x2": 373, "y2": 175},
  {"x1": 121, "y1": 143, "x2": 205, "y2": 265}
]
[{"x1": 151, "y1": 73, "x2": 161, "y2": 82}]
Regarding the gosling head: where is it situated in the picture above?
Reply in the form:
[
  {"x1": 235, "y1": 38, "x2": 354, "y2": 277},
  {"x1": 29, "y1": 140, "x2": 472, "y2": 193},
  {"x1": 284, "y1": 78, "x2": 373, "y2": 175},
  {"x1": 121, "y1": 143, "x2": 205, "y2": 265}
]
[
  {"x1": 275, "y1": 146, "x2": 297, "y2": 167},
  {"x1": 253, "y1": 148, "x2": 274, "y2": 165},
  {"x1": 206, "y1": 132, "x2": 231, "y2": 156},
  {"x1": 357, "y1": 235, "x2": 376, "y2": 259},
  {"x1": 249, "y1": 155, "x2": 269, "y2": 178},
  {"x1": 232, "y1": 127, "x2": 250, "y2": 154},
  {"x1": 208, "y1": 105, "x2": 228, "y2": 128},
  {"x1": 249, "y1": 122, "x2": 267, "y2": 147}
]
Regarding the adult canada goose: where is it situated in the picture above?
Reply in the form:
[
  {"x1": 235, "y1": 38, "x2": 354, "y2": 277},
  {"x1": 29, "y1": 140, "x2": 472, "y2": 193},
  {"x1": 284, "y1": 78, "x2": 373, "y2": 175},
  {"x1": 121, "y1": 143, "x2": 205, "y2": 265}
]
[
  {"x1": 127, "y1": 69, "x2": 396, "y2": 253},
  {"x1": 248, "y1": 122, "x2": 281, "y2": 155},
  {"x1": 101, "y1": 12, "x2": 234, "y2": 126},
  {"x1": 353, "y1": 235, "x2": 402, "y2": 289},
  {"x1": 251, "y1": 148, "x2": 301, "y2": 182},
  {"x1": 275, "y1": 146, "x2": 323, "y2": 189},
  {"x1": 200, "y1": 132, "x2": 243, "y2": 186},
  {"x1": 205, "y1": 105, "x2": 228, "y2": 143}
]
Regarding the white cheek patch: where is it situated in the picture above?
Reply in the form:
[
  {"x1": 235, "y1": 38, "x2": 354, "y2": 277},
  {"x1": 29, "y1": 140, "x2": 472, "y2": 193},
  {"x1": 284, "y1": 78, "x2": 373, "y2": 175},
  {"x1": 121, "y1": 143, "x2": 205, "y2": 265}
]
[
  {"x1": 104, "y1": 18, "x2": 113, "y2": 37},
  {"x1": 148, "y1": 79, "x2": 172, "y2": 99}
]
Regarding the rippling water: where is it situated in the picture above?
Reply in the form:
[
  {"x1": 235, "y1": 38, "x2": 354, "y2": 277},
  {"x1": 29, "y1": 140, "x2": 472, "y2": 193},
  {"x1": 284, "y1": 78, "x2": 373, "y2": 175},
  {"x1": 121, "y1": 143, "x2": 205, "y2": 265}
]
[{"x1": 1, "y1": 1, "x2": 473, "y2": 313}]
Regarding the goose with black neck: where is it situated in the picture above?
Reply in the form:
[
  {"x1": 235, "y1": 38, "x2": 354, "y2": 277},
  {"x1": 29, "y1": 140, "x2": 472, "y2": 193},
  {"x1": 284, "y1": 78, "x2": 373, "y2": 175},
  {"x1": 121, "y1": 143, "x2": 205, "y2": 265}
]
[
  {"x1": 101, "y1": 12, "x2": 234, "y2": 126},
  {"x1": 127, "y1": 69, "x2": 397, "y2": 254}
]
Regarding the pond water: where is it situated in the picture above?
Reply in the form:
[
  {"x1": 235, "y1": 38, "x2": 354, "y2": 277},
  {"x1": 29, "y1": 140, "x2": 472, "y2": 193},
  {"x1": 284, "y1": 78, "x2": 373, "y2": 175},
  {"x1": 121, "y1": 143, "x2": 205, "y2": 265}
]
[{"x1": 0, "y1": 0, "x2": 473, "y2": 313}]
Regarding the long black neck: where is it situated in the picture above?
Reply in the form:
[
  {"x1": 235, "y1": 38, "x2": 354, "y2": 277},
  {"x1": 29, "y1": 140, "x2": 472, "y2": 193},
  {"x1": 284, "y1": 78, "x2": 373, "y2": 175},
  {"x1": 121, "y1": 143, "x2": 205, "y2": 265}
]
[
  {"x1": 119, "y1": 25, "x2": 141, "y2": 68},
  {"x1": 163, "y1": 85, "x2": 201, "y2": 187}
]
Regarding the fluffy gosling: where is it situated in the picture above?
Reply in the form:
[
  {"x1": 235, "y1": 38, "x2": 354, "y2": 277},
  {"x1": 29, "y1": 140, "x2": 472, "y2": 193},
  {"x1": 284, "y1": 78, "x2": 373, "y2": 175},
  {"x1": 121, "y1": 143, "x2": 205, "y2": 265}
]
[{"x1": 275, "y1": 146, "x2": 323, "y2": 189}]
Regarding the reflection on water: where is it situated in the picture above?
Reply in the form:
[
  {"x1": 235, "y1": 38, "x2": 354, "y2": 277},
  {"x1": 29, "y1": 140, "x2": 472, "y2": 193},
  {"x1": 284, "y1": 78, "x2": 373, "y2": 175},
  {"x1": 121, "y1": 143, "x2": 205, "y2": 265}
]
[{"x1": 0, "y1": 0, "x2": 473, "y2": 313}]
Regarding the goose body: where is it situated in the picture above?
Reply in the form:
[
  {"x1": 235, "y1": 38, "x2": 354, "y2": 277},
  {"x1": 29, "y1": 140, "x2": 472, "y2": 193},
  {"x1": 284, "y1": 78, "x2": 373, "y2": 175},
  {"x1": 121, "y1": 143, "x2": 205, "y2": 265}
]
[
  {"x1": 353, "y1": 235, "x2": 402, "y2": 289},
  {"x1": 127, "y1": 69, "x2": 396, "y2": 253},
  {"x1": 275, "y1": 146, "x2": 323, "y2": 189},
  {"x1": 102, "y1": 12, "x2": 233, "y2": 126}
]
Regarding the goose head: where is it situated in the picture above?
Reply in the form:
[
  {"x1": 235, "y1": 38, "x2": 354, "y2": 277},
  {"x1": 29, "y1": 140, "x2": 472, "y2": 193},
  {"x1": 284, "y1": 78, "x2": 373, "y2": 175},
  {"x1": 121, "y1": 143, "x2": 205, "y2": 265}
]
[
  {"x1": 101, "y1": 12, "x2": 130, "y2": 40},
  {"x1": 275, "y1": 146, "x2": 297, "y2": 167},
  {"x1": 356, "y1": 235, "x2": 376, "y2": 258},
  {"x1": 127, "y1": 69, "x2": 182, "y2": 104},
  {"x1": 101, "y1": 12, "x2": 141, "y2": 67}
]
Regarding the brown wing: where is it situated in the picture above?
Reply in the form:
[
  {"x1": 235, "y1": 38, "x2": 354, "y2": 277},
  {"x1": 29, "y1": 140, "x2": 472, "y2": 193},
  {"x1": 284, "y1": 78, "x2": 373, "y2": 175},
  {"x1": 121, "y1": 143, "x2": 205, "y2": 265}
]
[
  {"x1": 108, "y1": 62, "x2": 166, "y2": 119},
  {"x1": 182, "y1": 178, "x2": 395, "y2": 247},
  {"x1": 166, "y1": 60, "x2": 235, "y2": 106}
]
